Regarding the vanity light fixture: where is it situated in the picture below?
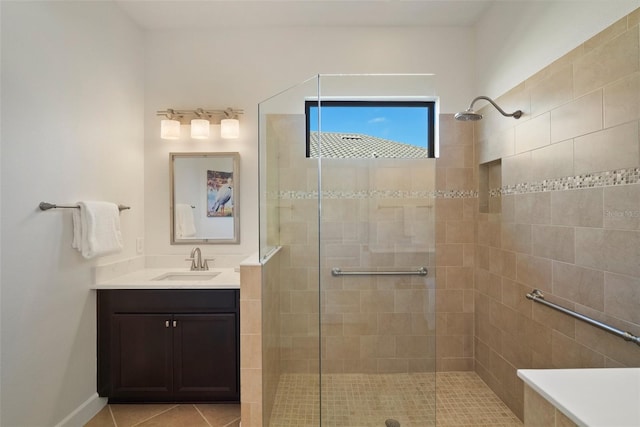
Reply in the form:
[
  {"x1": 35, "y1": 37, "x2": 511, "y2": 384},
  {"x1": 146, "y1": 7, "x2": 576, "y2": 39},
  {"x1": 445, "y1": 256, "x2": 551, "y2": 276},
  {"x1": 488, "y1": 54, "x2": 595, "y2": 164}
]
[
  {"x1": 160, "y1": 109, "x2": 181, "y2": 139},
  {"x1": 157, "y1": 108, "x2": 244, "y2": 140},
  {"x1": 190, "y1": 108, "x2": 210, "y2": 139},
  {"x1": 220, "y1": 108, "x2": 240, "y2": 139}
]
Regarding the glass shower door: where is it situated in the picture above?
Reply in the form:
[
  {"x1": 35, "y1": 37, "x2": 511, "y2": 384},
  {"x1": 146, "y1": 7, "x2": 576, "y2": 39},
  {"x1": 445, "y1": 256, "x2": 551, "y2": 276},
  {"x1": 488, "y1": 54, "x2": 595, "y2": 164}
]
[
  {"x1": 258, "y1": 74, "x2": 437, "y2": 427},
  {"x1": 317, "y1": 74, "x2": 437, "y2": 426}
]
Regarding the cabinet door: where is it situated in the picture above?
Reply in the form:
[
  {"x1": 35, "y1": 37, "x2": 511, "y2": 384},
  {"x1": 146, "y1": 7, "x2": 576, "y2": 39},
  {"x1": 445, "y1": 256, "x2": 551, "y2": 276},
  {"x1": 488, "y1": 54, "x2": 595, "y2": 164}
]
[
  {"x1": 111, "y1": 314, "x2": 173, "y2": 401},
  {"x1": 173, "y1": 313, "x2": 239, "y2": 401}
]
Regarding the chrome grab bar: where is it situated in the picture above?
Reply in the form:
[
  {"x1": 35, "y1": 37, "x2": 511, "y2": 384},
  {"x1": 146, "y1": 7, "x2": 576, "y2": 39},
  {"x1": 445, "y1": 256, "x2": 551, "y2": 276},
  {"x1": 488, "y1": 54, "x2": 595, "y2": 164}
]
[
  {"x1": 331, "y1": 267, "x2": 427, "y2": 277},
  {"x1": 526, "y1": 289, "x2": 640, "y2": 347}
]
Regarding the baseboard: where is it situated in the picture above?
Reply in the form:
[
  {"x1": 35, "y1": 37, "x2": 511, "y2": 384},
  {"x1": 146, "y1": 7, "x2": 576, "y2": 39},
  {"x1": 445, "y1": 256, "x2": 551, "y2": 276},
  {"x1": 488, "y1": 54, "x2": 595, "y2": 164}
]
[{"x1": 55, "y1": 393, "x2": 107, "y2": 427}]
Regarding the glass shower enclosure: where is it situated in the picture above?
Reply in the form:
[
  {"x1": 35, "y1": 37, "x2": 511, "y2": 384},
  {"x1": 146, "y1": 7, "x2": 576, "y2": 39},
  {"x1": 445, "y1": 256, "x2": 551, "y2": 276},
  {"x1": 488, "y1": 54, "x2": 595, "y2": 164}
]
[{"x1": 259, "y1": 74, "x2": 437, "y2": 426}]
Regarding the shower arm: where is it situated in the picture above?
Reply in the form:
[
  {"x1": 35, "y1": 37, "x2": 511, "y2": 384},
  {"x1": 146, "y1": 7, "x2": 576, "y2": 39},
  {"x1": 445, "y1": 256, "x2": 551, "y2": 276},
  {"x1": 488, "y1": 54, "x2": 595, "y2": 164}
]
[{"x1": 467, "y1": 96, "x2": 523, "y2": 118}]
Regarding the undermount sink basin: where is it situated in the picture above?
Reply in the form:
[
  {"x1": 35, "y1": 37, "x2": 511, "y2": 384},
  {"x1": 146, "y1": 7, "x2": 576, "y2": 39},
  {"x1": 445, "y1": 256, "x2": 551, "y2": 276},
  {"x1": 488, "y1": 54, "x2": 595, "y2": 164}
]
[{"x1": 152, "y1": 271, "x2": 221, "y2": 281}]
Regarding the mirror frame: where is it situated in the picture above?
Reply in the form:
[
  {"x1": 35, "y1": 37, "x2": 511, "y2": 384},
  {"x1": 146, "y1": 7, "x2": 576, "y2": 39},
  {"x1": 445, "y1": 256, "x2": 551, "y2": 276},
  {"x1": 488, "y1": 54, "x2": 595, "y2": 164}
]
[{"x1": 170, "y1": 152, "x2": 240, "y2": 245}]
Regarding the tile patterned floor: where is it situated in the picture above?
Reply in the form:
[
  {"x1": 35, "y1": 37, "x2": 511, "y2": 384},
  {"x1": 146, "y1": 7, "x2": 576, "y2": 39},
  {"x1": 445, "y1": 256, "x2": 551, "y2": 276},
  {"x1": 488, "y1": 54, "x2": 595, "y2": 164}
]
[
  {"x1": 85, "y1": 372, "x2": 522, "y2": 427},
  {"x1": 269, "y1": 371, "x2": 522, "y2": 427},
  {"x1": 84, "y1": 403, "x2": 240, "y2": 427}
]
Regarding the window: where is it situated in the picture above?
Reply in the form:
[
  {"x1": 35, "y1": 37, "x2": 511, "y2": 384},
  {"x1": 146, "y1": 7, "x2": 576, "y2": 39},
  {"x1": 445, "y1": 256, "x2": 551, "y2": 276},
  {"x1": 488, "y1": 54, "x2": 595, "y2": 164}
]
[{"x1": 305, "y1": 100, "x2": 438, "y2": 158}]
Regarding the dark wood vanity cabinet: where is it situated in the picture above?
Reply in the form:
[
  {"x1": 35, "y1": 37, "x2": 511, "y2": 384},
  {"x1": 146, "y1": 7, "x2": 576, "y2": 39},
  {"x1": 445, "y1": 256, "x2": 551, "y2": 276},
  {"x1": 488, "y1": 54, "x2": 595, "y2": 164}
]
[{"x1": 97, "y1": 289, "x2": 239, "y2": 403}]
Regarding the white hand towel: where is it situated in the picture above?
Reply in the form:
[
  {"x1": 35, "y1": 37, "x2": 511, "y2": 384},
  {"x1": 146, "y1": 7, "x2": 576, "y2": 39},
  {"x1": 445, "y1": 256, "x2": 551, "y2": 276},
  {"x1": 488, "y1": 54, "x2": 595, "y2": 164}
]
[
  {"x1": 72, "y1": 201, "x2": 123, "y2": 259},
  {"x1": 175, "y1": 203, "x2": 196, "y2": 238}
]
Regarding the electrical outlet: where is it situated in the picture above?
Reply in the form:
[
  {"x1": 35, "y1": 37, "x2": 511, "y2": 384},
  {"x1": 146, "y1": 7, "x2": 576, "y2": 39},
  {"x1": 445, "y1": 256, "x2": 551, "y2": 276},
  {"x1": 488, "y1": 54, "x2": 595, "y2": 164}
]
[{"x1": 136, "y1": 237, "x2": 144, "y2": 254}]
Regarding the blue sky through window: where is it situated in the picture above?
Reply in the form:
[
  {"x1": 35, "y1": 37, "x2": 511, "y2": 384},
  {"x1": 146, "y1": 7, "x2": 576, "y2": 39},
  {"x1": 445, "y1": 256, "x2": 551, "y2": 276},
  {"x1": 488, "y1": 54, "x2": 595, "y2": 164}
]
[{"x1": 307, "y1": 103, "x2": 430, "y2": 148}]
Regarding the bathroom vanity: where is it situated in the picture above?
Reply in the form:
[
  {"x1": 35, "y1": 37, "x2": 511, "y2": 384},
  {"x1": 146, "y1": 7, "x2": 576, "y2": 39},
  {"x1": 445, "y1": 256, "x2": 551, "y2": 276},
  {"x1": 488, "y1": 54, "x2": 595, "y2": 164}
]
[{"x1": 94, "y1": 268, "x2": 240, "y2": 403}]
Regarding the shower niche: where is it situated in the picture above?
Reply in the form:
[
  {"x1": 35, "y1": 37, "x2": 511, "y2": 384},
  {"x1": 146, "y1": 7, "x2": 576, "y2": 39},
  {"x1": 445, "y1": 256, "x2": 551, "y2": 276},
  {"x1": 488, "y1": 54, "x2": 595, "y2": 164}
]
[
  {"x1": 479, "y1": 159, "x2": 502, "y2": 213},
  {"x1": 258, "y1": 74, "x2": 438, "y2": 426}
]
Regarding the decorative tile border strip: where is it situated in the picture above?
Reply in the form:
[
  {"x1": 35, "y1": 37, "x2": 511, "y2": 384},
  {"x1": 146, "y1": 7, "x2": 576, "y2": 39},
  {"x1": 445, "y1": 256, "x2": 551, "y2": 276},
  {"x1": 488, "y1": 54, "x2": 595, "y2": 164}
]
[
  {"x1": 491, "y1": 167, "x2": 640, "y2": 197},
  {"x1": 277, "y1": 189, "x2": 478, "y2": 200}
]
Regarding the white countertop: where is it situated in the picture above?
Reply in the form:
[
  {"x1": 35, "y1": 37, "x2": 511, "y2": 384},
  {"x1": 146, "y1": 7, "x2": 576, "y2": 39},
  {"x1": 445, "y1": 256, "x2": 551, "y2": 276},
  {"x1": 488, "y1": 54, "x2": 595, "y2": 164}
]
[
  {"x1": 92, "y1": 267, "x2": 240, "y2": 289},
  {"x1": 518, "y1": 368, "x2": 640, "y2": 427}
]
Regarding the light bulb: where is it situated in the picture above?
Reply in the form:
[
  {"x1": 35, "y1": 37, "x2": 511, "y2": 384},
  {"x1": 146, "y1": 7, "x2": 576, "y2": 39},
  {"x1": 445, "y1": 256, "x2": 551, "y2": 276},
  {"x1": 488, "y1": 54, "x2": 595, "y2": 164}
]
[
  {"x1": 220, "y1": 118, "x2": 239, "y2": 139},
  {"x1": 191, "y1": 119, "x2": 210, "y2": 139},
  {"x1": 160, "y1": 119, "x2": 180, "y2": 139}
]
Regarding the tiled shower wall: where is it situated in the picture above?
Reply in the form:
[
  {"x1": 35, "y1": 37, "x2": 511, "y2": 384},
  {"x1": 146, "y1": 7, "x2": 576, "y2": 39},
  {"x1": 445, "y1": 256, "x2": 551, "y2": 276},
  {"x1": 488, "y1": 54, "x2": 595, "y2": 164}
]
[
  {"x1": 267, "y1": 113, "x2": 477, "y2": 376},
  {"x1": 434, "y1": 115, "x2": 477, "y2": 371},
  {"x1": 474, "y1": 8, "x2": 640, "y2": 420},
  {"x1": 272, "y1": 114, "x2": 482, "y2": 375}
]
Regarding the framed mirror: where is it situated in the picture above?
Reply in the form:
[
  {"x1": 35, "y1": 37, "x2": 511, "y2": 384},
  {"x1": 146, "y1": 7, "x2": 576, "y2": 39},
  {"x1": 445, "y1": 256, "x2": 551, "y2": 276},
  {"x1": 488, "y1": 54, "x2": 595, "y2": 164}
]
[{"x1": 170, "y1": 152, "x2": 240, "y2": 244}]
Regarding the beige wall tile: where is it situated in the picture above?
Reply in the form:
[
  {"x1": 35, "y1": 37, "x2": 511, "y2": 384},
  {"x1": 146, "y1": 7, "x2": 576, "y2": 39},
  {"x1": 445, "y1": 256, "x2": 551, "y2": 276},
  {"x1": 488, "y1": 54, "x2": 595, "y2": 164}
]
[
  {"x1": 241, "y1": 300, "x2": 263, "y2": 334},
  {"x1": 502, "y1": 152, "x2": 532, "y2": 186},
  {"x1": 290, "y1": 290, "x2": 319, "y2": 313},
  {"x1": 550, "y1": 90, "x2": 603, "y2": 143},
  {"x1": 551, "y1": 188, "x2": 603, "y2": 228},
  {"x1": 502, "y1": 279, "x2": 533, "y2": 318},
  {"x1": 502, "y1": 194, "x2": 515, "y2": 223},
  {"x1": 604, "y1": 183, "x2": 640, "y2": 230},
  {"x1": 575, "y1": 26, "x2": 639, "y2": 97},
  {"x1": 378, "y1": 313, "x2": 412, "y2": 335},
  {"x1": 530, "y1": 139, "x2": 574, "y2": 182},
  {"x1": 575, "y1": 227, "x2": 607, "y2": 271},
  {"x1": 574, "y1": 312, "x2": 640, "y2": 367},
  {"x1": 360, "y1": 290, "x2": 395, "y2": 313},
  {"x1": 524, "y1": 385, "x2": 556, "y2": 427},
  {"x1": 515, "y1": 192, "x2": 551, "y2": 225},
  {"x1": 477, "y1": 219, "x2": 501, "y2": 247},
  {"x1": 605, "y1": 272, "x2": 640, "y2": 325},
  {"x1": 478, "y1": 128, "x2": 516, "y2": 164},
  {"x1": 532, "y1": 301, "x2": 575, "y2": 339},
  {"x1": 446, "y1": 266, "x2": 474, "y2": 289},
  {"x1": 576, "y1": 226, "x2": 640, "y2": 279},
  {"x1": 551, "y1": 331, "x2": 605, "y2": 368},
  {"x1": 502, "y1": 222, "x2": 532, "y2": 254},
  {"x1": 436, "y1": 289, "x2": 465, "y2": 313},
  {"x1": 324, "y1": 336, "x2": 361, "y2": 360},
  {"x1": 530, "y1": 64, "x2": 574, "y2": 117},
  {"x1": 516, "y1": 254, "x2": 553, "y2": 292},
  {"x1": 240, "y1": 265, "x2": 262, "y2": 300},
  {"x1": 516, "y1": 112, "x2": 551, "y2": 154},
  {"x1": 602, "y1": 229, "x2": 640, "y2": 277},
  {"x1": 445, "y1": 168, "x2": 475, "y2": 190},
  {"x1": 439, "y1": 113, "x2": 474, "y2": 147},
  {"x1": 552, "y1": 262, "x2": 605, "y2": 311},
  {"x1": 436, "y1": 198, "x2": 463, "y2": 221},
  {"x1": 438, "y1": 144, "x2": 467, "y2": 168},
  {"x1": 604, "y1": 72, "x2": 640, "y2": 128},
  {"x1": 446, "y1": 220, "x2": 475, "y2": 243},
  {"x1": 436, "y1": 243, "x2": 464, "y2": 266},
  {"x1": 573, "y1": 121, "x2": 639, "y2": 175}
]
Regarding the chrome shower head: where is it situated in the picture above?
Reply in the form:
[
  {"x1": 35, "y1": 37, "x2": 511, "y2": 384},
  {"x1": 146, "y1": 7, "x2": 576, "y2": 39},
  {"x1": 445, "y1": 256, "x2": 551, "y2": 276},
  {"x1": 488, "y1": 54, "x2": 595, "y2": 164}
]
[
  {"x1": 455, "y1": 96, "x2": 522, "y2": 121},
  {"x1": 454, "y1": 109, "x2": 483, "y2": 121}
]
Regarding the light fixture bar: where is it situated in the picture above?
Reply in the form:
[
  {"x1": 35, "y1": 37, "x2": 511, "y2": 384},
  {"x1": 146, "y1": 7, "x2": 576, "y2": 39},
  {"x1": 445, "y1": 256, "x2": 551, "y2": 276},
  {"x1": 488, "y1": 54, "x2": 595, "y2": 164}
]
[{"x1": 156, "y1": 108, "x2": 244, "y2": 125}]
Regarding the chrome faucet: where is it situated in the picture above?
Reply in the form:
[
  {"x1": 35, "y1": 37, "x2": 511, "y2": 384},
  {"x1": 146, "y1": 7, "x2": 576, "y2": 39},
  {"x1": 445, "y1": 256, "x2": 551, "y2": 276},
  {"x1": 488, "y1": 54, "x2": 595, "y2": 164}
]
[{"x1": 188, "y1": 247, "x2": 206, "y2": 271}]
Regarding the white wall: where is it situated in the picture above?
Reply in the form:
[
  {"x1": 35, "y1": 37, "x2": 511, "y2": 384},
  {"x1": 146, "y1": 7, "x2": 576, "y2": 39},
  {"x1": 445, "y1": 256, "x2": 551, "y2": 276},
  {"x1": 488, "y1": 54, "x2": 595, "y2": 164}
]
[
  {"x1": 143, "y1": 26, "x2": 477, "y2": 256},
  {"x1": 475, "y1": 0, "x2": 640, "y2": 98},
  {"x1": 0, "y1": 2, "x2": 144, "y2": 426}
]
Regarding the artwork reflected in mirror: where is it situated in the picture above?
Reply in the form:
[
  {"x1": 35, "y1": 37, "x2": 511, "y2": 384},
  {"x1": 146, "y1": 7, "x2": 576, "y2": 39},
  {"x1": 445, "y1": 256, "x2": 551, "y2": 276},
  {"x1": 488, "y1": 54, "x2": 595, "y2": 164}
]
[
  {"x1": 170, "y1": 152, "x2": 240, "y2": 244},
  {"x1": 207, "y1": 170, "x2": 234, "y2": 217}
]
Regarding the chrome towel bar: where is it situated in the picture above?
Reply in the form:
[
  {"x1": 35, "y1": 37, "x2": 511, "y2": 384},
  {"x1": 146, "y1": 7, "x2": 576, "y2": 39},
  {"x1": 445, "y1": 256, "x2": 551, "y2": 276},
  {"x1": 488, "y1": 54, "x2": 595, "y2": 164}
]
[
  {"x1": 526, "y1": 289, "x2": 640, "y2": 347},
  {"x1": 331, "y1": 267, "x2": 427, "y2": 277},
  {"x1": 39, "y1": 202, "x2": 130, "y2": 212}
]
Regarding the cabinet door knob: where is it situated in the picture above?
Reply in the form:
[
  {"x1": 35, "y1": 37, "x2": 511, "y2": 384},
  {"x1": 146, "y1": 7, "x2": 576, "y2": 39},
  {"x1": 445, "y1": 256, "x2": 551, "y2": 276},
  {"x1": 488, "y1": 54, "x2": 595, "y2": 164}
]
[
  {"x1": 165, "y1": 320, "x2": 170, "y2": 328},
  {"x1": 173, "y1": 320, "x2": 177, "y2": 328}
]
